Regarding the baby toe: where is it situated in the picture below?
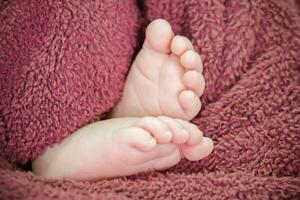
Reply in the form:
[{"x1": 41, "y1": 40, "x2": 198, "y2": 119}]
[
  {"x1": 182, "y1": 137, "x2": 214, "y2": 161},
  {"x1": 183, "y1": 71, "x2": 205, "y2": 97},
  {"x1": 119, "y1": 127, "x2": 157, "y2": 153},
  {"x1": 180, "y1": 50, "x2": 203, "y2": 73},
  {"x1": 171, "y1": 35, "x2": 194, "y2": 56},
  {"x1": 175, "y1": 119, "x2": 203, "y2": 146},
  {"x1": 135, "y1": 117, "x2": 173, "y2": 144},
  {"x1": 145, "y1": 19, "x2": 174, "y2": 53},
  {"x1": 158, "y1": 116, "x2": 190, "y2": 144},
  {"x1": 178, "y1": 90, "x2": 201, "y2": 121}
]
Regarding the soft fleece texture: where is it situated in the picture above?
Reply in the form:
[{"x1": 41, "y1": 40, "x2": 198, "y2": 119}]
[{"x1": 0, "y1": 0, "x2": 300, "y2": 199}]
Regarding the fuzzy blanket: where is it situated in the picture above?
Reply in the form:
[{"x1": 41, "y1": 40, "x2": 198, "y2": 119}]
[{"x1": 1, "y1": 0, "x2": 300, "y2": 199}]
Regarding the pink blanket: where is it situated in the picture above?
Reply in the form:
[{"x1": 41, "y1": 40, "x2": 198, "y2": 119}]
[{"x1": 1, "y1": 0, "x2": 299, "y2": 199}]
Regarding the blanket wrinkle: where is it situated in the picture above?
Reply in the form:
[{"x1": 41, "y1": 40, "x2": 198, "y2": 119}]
[
  {"x1": 0, "y1": 0, "x2": 141, "y2": 165},
  {"x1": 1, "y1": 0, "x2": 300, "y2": 199}
]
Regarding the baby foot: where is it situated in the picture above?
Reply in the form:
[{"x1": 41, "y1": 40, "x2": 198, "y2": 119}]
[
  {"x1": 123, "y1": 116, "x2": 213, "y2": 164},
  {"x1": 111, "y1": 19, "x2": 204, "y2": 121},
  {"x1": 155, "y1": 116, "x2": 213, "y2": 161},
  {"x1": 32, "y1": 117, "x2": 213, "y2": 180}
]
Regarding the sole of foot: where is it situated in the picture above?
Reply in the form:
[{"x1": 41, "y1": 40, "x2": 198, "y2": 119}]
[{"x1": 111, "y1": 19, "x2": 205, "y2": 121}]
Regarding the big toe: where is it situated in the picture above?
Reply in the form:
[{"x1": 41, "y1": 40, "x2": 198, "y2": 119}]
[
  {"x1": 145, "y1": 19, "x2": 174, "y2": 53},
  {"x1": 182, "y1": 137, "x2": 214, "y2": 161}
]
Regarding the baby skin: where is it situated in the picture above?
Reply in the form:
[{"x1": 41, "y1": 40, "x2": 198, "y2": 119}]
[
  {"x1": 111, "y1": 19, "x2": 205, "y2": 121},
  {"x1": 32, "y1": 19, "x2": 213, "y2": 181},
  {"x1": 33, "y1": 117, "x2": 213, "y2": 180}
]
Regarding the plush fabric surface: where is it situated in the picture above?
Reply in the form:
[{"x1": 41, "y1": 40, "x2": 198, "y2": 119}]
[{"x1": 0, "y1": 0, "x2": 299, "y2": 199}]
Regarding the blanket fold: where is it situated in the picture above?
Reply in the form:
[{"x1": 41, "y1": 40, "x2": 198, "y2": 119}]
[
  {"x1": 0, "y1": 0, "x2": 299, "y2": 199},
  {"x1": 0, "y1": 0, "x2": 141, "y2": 165}
]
